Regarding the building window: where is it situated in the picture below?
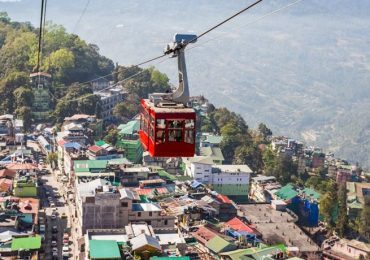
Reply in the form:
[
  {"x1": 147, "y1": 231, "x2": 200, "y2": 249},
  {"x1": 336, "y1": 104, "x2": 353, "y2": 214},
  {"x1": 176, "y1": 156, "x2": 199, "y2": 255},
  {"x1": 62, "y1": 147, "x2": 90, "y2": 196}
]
[
  {"x1": 121, "y1": 202, "x2": 128, "y2": 207},
  {"x1": 138, "y1": 212, "x2": 141, "y2": 217},
  {"x1": 164, "y1": 220, "x2": 168, "y2": 225},
  {"x1": 149, "y1": 212, "x2": 152, "y2": 217}
]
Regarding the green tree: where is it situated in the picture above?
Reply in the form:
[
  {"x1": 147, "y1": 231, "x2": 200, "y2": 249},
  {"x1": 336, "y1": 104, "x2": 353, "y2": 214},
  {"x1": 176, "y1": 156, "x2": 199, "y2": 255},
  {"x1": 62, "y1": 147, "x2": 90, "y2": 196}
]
[
  {"x1": 262, "y1": 145, "x2": 277, "y2": 175},
  {"x1": 336, "y1": 184, "x2": 348, "y2": 237},
  {"x1": 273, "y1": 154, "x2": 298, "y2": 184},
  {"x1": 0, "y1": 72, "x2": 29, "y2": 113},
  {"x1": 113, "y1": 103, "x2": 129, "y2": 122},
  {"x1": 319, "y1": 181, "x2": 338, "y2": 228},
  {"x1": 359, "y1": 195, "x2": 370, "y2": 241},
  {"x1": 47, "y1": 152, "x2": 58, "y2": 169},
  {"x1": 233, "y1": 143, "x2": 263, "y2": 173},
  {"x1": 13, "y1": 86, "x2": 34, "y2": 107},
  {"x1": 315, "y1": 166, "x2": 328, "y2": 179},
  {"x1": 258, "y1": 123, "x2": 272, "y2": 142},
  {"x1": 149, "y1": 66, "x2": 170, "y2": 89},
  {"x1": 104, "y1": 128, "x2": 119, "y2": 145},
  {"x1": 46, "y1": 48, "x2": 75, "y2": 80},
  {"x1": 14, "y1": 106, "x2": 32, "y2": 132}
]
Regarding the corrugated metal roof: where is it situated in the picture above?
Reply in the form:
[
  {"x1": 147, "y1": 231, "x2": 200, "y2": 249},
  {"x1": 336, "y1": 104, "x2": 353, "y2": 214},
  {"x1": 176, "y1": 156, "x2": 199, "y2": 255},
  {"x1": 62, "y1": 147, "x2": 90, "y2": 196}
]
[
  {"x1": 205, "y1": 236, "x2": 232, "y2": 253},
  {"x1": 89, "y1": 240, "x2": 121, "y2": 259},
  {"x1": 11, "y1": 236, "x2": 41, "y2": 250}
]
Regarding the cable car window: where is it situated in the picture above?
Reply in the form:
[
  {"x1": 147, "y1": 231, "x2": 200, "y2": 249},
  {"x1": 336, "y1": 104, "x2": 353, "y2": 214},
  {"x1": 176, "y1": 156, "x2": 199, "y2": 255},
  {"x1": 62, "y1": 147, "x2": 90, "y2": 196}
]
[
  {"x1": 150, "y1": 115, "x2": 155, "y2": 125},
  {"x1": 156, "y1": 129, "x2": 165, "y2": 144},
  {"x1": 185, "y1": 119, "x2": 194, "y2": 129},
  {"x1": 169, "y1": 129, "x2": 182, "y2": 142},
  {"x1": 185, "y1": 130, "x2": 194, "y2": 144},
  {"x1": 149, "y1": 124, "x2": 154, "y2": 140},
  {"x1": 167, "y1": 120, "x2": 183, "y2": 129},
  {"x1": 143, "y1": 118, "x2": 148, "y2": 133},
  {"x1": 167, "y1": 120, "x2": 184, "y2": 142},
  {"x1": 156, "y1": 119, "x2": 166, "y2": 129}
]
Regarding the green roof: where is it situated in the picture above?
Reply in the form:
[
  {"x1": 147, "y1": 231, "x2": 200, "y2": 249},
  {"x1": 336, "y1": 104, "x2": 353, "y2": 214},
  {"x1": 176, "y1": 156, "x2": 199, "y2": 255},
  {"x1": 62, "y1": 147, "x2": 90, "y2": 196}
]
[
  {"x1": 74, "y1": 160, "x2": 108, "y2": 172},
  {"x1": 158, "y1": 170, "x2": 177, "y2": 181},
  {"x1": 89, "y1": 240, "x2": 121, "y2": 259},
  {"x1": 275, "y1": 184, "x2": 321, "y2": 201},
  {"x1": 118, "y1": 120, "x2": 140, "y2": 135},
  {"x1": 151, "y1": 257, "x2": 190, "y2": 260},
  {"x1": 11, "y1": 236, "x2": 41, "y2": 250},
  {"x1": 240, "y1": 245, "x2": 286, "y2": 260},
  {"x1": 205, "y1": 236, "x2": 233, "y2": 253},
  {"x1": 303, "y1": 187, "x2": 321, "y2": 200},
  {"x1": 95, "y1": 140, "x2": 107, "y2": 146},
  {"x1": 205, "y1": 135, "x2": 223, "y2": 144},
  {"x1": 275, "y1": 184, "x2": 298, "y2": 200},
  {"x1": 220, "y1": 248, "x2": 257, "y2": 260}
]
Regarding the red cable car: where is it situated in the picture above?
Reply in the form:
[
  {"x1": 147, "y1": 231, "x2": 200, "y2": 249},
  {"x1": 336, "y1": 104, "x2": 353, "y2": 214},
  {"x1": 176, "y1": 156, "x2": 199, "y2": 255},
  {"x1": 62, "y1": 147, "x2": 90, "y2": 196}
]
[{"x1": 139, "y1": 34, "x2": 197, "y2": 157}]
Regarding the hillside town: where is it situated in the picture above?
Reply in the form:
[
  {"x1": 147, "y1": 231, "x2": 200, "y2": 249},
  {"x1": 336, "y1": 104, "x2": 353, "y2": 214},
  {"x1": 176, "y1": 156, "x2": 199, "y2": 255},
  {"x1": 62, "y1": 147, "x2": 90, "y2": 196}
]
[{"x1": 0, "y1": 73, "x2": 368, "y2": 260}]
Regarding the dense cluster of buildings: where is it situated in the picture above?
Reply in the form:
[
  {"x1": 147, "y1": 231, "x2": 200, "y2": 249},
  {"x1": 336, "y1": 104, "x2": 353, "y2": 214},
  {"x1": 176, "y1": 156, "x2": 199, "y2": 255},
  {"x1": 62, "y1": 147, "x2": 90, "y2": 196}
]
[{"x1": 0, "y1": 92, "x2": 369, "y2": 260}]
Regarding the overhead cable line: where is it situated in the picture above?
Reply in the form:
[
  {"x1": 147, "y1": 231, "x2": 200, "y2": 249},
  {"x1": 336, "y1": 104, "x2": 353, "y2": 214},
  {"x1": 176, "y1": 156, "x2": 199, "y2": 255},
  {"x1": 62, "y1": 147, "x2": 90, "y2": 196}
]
[
  {"x1": 72, "y1": 0, "x2": 91, "y2": 34},
  {"x1": 68, "y1": 56, "x2": 171, "y2": 102},
  {"x1": 187, "y1": 0, "x2": 305, "y2": 53},
  {"x1": 69, "y1": 0, "x2": 265, "y2": 89},
  {"x1": 194, "y1": 0, "x2": 263, "y2": 42},
  {"x1": 36, "y1": 0, "x2": 46, "y2": 73}
]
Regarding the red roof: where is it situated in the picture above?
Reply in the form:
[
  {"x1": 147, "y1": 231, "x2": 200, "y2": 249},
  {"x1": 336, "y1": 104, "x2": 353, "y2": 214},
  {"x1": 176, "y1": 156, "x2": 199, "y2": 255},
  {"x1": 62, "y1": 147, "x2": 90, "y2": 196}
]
[
  {"x1": 6, "y1": 163, "x2": 38, "y2": 170},
  {"x1": 57, "y1": 139, "x2": 68, "y2": 146},
  {"x1": 217, "y1": 194, "x2": 232, "y2": 204},
  {"x1": 0, "y1": 169, "x2": 16, "y2": 179},
  {"x1": 225, "y1": 217, "x2": 256, "y2": 234},
  {"x1": 0, "y1": 178, "x2": 13, "y2": 192},
  {"x1": 191, "y1": 226, "x2": 218, "y2": 244},
  {"x1": 88, "y1": 145, "x2": 102, "y2": 153},
  {"x1": 135, "y1": 187, "x2": 168, "y2": 196}
]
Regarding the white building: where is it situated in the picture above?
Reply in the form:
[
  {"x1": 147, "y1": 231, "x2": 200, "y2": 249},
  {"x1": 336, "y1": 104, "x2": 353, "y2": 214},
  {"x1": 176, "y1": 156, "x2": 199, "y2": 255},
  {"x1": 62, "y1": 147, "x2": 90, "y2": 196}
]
[
  {"x1": 94, "y1": 85, "x2": 125, "y2": 122},
  {"x1": 183, "y1": 156, "x2": 252, "y2": 201}
]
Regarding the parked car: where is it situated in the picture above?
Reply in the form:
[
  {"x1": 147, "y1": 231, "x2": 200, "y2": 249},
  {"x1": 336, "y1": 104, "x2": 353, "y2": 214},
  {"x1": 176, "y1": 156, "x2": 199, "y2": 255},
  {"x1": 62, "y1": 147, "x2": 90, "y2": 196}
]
[
  {"x1": 51, "y1": 214, "x2": 57, "y2": 220},
  {"x1": 62, "y1": 246, "x2": 69, "y2": 252},
  {"x1": 50, "y1": 202, "x2": 56, "y2": 207},
  {"x1": 61, "y1": 213, "x2": 67, "y2": 219},
  {"x1": 51, "y1": 240, "x2": 57, "y2": 247},
  {"x1": 52, "y1": 226, "x2": 58, "y2": 233},
  {"x1": 39, "y1": 224, "x2": 46, "y2": 233},
  {"x1": 52, "y1": 247, "x2": 58, "y2": 253}
]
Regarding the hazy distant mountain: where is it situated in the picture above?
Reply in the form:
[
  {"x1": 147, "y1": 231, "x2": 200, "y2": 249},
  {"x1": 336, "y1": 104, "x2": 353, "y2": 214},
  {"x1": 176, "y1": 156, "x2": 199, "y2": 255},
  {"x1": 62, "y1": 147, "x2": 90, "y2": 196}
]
[{"x1": 2, "y1": 0, "x2": 370, "y2": 168}]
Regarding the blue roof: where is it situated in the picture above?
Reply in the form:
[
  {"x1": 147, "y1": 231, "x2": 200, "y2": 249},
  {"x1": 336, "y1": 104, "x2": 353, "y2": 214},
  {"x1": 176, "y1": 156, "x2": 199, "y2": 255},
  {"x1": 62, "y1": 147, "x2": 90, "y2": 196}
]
[
  {"x1": 191, "y1": 180, "x2": 203, "y2": 189},
  {"x1": 64, "y1": 142, "x2": 82, "y2": 149}
]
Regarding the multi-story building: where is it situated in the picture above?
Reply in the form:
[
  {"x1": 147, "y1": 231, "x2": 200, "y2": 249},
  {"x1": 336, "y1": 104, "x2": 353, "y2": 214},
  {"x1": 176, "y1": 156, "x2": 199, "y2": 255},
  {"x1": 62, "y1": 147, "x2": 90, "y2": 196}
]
[
  {"x1": 183, "y1": 156, "x2": 251, "y2": 202},
  {"x1": 75, "y1": 179, "x2": 175, "y2": 234},
  {"x1": 29, "y1": 72, "x2": 51, "y2": 121},
  {"x1": 312, "y1": 151, "x2": 325, "y2": 169},
  {"x1": 63, "y1": 114, "x2": 103, "y2": 140},
  {"x1": 116, "y1": 120, "x2": 143, "y2": 163},
  {"x1": 346, "y1": 182, "x2": 370, "y2": 219},
  {"x1": 249, "y1": 175, "x2": 281, "y2": 202},
  {"x1": 94, "y1": 85, "x2": 125, "y2": 123},
  {"x1": 211, "y1": 165, "x2": 251, "y2": 202}
]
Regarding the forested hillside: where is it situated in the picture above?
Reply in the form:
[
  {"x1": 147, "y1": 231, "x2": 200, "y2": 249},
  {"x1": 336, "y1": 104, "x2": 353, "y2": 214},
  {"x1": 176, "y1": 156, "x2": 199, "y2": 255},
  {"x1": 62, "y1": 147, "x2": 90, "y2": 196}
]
[{"x1": 0, "y1": 13, "x2": 170, "y2": 128}]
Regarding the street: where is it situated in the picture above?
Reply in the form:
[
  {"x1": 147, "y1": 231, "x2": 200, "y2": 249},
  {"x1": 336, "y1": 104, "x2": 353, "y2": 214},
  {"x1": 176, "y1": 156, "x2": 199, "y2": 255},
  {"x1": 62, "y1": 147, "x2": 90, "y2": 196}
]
[{"x1": 39, "y1": 169, "x2": 75, "y2": 259}]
